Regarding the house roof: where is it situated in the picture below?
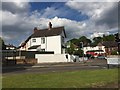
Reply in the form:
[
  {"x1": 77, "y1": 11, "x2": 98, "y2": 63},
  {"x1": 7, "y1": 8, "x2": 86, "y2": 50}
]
[
  {"x1": 28, "y1": 45, "x2": 40, "y2": 49},
  {"x1": 102, "y1": 41, "x2": 118, "y2": 48},
  {"x1": 6, "y1": 44, "x2": 16, "y2": 48},
  {"x1": 20, "y1": 26, "x2": 66, "y2": 47},
  {"x1": 32, "y1": 26, "x2": 66, "y2": 38}
]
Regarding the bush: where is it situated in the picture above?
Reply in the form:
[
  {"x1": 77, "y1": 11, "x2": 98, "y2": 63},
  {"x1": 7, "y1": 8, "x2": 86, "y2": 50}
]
[{"x1": 111, "y1": 50, "x2": 118, "y2": 55}]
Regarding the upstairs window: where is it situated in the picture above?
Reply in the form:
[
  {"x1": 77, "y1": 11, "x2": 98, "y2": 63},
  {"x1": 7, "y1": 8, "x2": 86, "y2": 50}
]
[
  {"x1": 32, "y1": 39, "x2": 36, "y2": 42},
  {"x1": 41, "y1": 37, "x2": 45, "y2": 44}
]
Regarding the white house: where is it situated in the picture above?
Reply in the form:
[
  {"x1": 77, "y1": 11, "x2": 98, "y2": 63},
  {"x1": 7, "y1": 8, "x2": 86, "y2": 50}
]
[
  {"x1": 83, "y1": 43, "x2": 106, "y2": 57},
  {"x1": 19, "y1": 22, "x2": 66, "y2": 54}
]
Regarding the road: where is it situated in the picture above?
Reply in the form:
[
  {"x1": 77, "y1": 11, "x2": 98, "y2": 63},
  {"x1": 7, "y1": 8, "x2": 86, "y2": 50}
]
[{"x1": 2, "y1": 59, "x2": 108, "y2": 75}]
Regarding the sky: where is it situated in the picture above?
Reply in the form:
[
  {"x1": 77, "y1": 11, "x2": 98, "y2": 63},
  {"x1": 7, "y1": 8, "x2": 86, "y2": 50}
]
[{"x1": 1, "y1": 0, "x2": 119, "y2": 46}]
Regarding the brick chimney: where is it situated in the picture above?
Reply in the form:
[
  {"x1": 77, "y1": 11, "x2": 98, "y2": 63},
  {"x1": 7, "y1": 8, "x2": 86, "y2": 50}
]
[
  {"x1": 34, "y1": 27, "x2": 38, "y2": 32},
  {"x1": 48, "y1": 22, "x2": 52, "y2": 30}
]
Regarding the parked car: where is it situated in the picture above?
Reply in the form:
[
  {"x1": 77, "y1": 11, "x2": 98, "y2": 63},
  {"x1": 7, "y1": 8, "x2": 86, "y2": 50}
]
[{"x1": 97, "y1": 55, "x2": 106, "y2": 59}]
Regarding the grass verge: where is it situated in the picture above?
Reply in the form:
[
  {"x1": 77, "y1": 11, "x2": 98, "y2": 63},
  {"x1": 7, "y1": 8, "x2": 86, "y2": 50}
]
[{"x1": 2, "y1": 69, "x2": 118, "y2": 88}]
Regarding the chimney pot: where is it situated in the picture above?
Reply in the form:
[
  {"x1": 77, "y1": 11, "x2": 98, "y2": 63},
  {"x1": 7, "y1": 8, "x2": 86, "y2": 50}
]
[
  {"x1": 34, "y1": 27, "x2": 38, "y2": 32},
  {"x1": 48, "y1": 22, "x2": 52, "y2": 30}
]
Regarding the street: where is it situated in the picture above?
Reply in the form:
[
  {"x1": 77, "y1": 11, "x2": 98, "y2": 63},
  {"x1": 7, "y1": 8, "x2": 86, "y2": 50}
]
[{"x1": 2, "y1": 59, "x2": 108, "y2": 75}]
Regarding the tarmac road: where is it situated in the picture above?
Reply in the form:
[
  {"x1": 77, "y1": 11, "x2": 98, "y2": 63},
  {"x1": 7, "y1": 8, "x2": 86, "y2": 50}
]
[{"x1": 2, "y1": 59, "x2": 108, "y2": 75}]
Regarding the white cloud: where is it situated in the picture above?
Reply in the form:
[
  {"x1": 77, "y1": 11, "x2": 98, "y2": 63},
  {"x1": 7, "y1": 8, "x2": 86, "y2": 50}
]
[
  {"x1": 2, "y1": 11, "x2": 19, "y2": 25},
  {"x1": 41, "y1": 7, "x2": 61, "y2": 18},
  {"x1": 66, "y1": 2, "x2": 115, "y2": 19},
  {"x1": 1, "y1": 1, "x2": 118, "y2": 46},
  {"x1": 65, "y1": 1, "x2": 118, "y2": 37},
  {"x1": 2, "y1": 1, "x2": 30, "y2": 15}
]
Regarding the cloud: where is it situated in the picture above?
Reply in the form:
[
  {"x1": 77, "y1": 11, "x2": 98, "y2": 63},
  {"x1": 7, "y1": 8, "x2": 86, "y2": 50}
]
[
  {"x1": 66, "y1": 1, "x2": 118, "y2": 29},
  {"x1": 1, "y1": 1, "x2": 119, "y2": 46},
  {"x1": 1, "y1": 1, "x2": 31, "y2": 45},
  {"x1": 95, "y1": 2, "x2": 118, "y2": 28},
  {"x1": 2, "y1": 1, "x2": 30, "y2": 15},
  {"x1": 41, "y1": 7, "x2": 61, "y2": 18}
]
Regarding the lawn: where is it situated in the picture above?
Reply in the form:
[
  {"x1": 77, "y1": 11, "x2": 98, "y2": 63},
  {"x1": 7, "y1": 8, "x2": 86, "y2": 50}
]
[{"x1": 2, "y1": 69, "x2": 118, "y2": 88}]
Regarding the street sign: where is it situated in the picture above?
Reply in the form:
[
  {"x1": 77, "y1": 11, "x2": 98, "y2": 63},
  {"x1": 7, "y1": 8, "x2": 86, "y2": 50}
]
[{"x1": 107, "y1": 58, "x2": 119, "y2": 65}]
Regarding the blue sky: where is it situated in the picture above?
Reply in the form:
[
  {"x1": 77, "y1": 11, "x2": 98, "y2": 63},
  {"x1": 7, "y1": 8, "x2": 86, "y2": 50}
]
[
  {"x1": 1, "y1": 1, "x2": 119, "y2": 46},
  {"x1": 29, "y1": 2, "x2": 89, "y2": 21}
]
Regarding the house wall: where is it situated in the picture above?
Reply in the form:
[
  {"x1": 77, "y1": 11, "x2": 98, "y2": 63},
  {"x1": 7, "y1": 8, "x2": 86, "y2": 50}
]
[
  {"x1": 83, "y1": 46, "x2": 105, "y2": 54},
  {"x1": 31, "y1": 38, "x2": 41, "y2": 47},
  {"x1": 27, "y1": 39, "x2": 32, "y2": 50},
  {"x1": 46, "y1": 35, "x2": 61, "y2": 54},
  {"x1": 21, "y1": 35, "x2": 62, "y2": 54},
  {"x1": 105, "y1": 47, "x2": 118, "y2": 55},
  {"x1": 19, "y1": 31, "x2": 66, "y2": 54}
]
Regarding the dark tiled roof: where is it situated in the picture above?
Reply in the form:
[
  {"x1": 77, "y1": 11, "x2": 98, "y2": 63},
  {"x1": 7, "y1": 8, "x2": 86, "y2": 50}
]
[
  {"x1": 31, "y1": 26, "x2": 66, "y2": 38},
  {"x1": 21, "y1": 26, "x2": 66, "y2": 47},
  {"x1": 102, "y1": 41, "x2": 118, "y2": 48},
  {"x1": 6, "y1": 44, "x2": 16, "y2": 48},
  {"x1": 28, "y1": 45, "x2": 40, "y2": 49}
]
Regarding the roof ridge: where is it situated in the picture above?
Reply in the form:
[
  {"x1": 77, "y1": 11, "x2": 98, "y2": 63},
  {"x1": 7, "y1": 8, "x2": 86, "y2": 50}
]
[{"x1": 39, "y1": 26, "x2": 64, "y2": 30}]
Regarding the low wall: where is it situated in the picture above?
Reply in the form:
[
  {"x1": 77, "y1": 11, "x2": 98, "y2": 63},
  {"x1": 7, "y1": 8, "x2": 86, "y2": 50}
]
[
  {"x1": 16, "y1": 59, "x2": 37, "y2": 64},
  {"x1": 35, "y1": 54, "x2": 68, "y2": 63},
  {"x1": 107, "y1": 55, "x2": 119, "y2": 58}
]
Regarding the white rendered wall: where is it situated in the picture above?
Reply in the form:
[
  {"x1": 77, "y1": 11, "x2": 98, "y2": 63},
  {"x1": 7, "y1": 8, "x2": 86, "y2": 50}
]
[
  {"x1": 26, "y1": 37, "x2": 46, "y2": 50},
  {"x1": 31, "y1": 37, "x2": 41, "y2": 46},
  {"x1": 36, "y1": 54, "x2": 68, "y2": 63},
  {"x1": 46, "y1": 35, "x2": 61, "y2": 54},
  {"x1": 20, "y1": 35, "x2": 62, "y2": 54}
]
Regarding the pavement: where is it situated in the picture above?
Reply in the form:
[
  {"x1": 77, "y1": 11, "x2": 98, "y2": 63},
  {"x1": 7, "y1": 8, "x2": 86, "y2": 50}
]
[{"x1": 2, "y1": 59, "x2": 109, "y2": 75}]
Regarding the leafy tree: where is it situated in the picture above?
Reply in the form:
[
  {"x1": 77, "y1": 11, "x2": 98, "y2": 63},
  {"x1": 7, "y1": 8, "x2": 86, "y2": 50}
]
[
  {"x1": 103, "y1": 34, "x2": 115, "y2": 41},
  {"x1": 111, "y1": 50, "x2": 118, "y2": 55},
  {"x1": 70, "y1": 38, "x2": 79, "y2": 46},
  {"x1": 74, "y1": 48, "x2": 83, "y2": 57},
  {"x1": 79, "y1": 36, "x2": 91, "y2": 46},
  {"x1": 92, "y1": 37, "x2": 103, "y2": 46},
  {"x1": 66, "y1": 42, "x2": 75, "y2": 54},
  {"x1": 0, "y1": 37, "x2": 6, "y2": 50}
]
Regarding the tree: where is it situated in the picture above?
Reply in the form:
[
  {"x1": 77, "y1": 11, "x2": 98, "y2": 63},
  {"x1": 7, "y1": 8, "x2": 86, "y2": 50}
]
[
  {"x1": 92, "y1": 37, "x2": 103, "y2": 46},
  {"x1": 114, "y1": 33, "x2": 120, "y2": 42},
  {"x1": 103, "y1": 34, "x2": 115, "y2": 41},
  {"x1": 74, "y1": 48, "x2": 83, "y2": 57},
  {"x1": 79, "y1": 36, "x2": 91, "y2": 47},
  {"x1": 0, "y1": 37, "x2": 6, "y2": 50},
  {"x1": 66, "y1": 42, "x2": 75, "y2": 54},
  {"x1": 70, "y1": 38, "x2": 79, "y2": 46}
]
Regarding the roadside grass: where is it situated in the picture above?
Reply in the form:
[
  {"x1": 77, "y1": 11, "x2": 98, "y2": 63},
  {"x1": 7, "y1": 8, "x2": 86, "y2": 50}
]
[{"x1": 2, "y1": 69, "x2": 118, "y2": 88}]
